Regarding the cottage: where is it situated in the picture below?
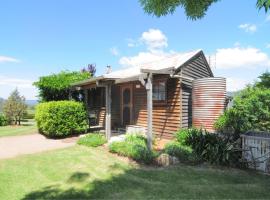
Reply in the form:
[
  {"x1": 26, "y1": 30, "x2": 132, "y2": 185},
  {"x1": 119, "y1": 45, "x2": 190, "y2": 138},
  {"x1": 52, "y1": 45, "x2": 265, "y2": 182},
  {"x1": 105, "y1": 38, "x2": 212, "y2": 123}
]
[{"x1": 72, "y1": 50, "x2": 214, "y2": 148}]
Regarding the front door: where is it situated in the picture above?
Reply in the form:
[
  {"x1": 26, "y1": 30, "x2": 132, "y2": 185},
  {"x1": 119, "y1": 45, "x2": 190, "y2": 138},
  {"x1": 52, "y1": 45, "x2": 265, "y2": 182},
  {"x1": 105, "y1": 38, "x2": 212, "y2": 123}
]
[{"x1": 121, "y1": 85, "x2": 133, "y2": 126}]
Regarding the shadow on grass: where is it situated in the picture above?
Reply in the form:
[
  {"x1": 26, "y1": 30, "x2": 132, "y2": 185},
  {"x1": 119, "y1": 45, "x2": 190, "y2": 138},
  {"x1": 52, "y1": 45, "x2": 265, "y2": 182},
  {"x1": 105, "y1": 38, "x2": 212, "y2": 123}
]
[
  {"x1": 67, "y1": 172, "x2": 90, "y2": 183},
  {"x1": 21, "y1": 165, "x2": 270, "y2": 200}
]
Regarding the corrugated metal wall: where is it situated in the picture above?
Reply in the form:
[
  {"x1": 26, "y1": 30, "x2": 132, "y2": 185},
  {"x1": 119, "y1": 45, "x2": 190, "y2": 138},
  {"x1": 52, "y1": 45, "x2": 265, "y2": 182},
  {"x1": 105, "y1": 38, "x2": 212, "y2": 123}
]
[{"x1": 192, "y1": 77, "x2": 226, "y2": 132}]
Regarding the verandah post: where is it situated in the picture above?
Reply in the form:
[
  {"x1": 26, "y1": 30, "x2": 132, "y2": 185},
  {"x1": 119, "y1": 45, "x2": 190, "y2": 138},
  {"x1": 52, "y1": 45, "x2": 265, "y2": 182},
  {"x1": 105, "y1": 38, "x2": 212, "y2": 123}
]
[
  {"x1": 105, "y1": 84, "x2": 112, "y2": 140},
  {"x1": 146, "y1": 73, "x2": 153, "y2": 150}
]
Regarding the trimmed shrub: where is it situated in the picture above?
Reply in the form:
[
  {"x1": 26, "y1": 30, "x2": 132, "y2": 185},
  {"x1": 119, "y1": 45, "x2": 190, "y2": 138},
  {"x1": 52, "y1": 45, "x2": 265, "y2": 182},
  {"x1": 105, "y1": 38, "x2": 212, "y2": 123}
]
[
  {"x1": 77, "y1": 133, "x2": 106, "y2": 147},
  {"x1": 35, "y1": 101, "x2": 88, "y2": 138},
  {"x1": 0, "y1": 114, "x2": 8, "y2": 126},
  {"x1": 109, "y1": 134, "x2": 156, "y2": 164}
]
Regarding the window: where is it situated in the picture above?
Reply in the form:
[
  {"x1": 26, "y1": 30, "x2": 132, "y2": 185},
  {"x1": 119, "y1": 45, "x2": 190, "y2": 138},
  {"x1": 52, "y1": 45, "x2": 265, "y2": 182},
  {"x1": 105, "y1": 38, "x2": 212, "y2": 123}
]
[
  {"x1": 88, "y1": 87, "x2": 105, "y2": 108},
  {"x1": 153, "y1": 81, "x2": 166, "y2": 101}
]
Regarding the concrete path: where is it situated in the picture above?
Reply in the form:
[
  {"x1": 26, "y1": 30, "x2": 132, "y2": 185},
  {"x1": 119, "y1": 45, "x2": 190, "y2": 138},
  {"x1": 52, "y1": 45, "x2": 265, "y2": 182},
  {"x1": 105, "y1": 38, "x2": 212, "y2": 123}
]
[{"x1": 0, "y1": 134, "x2": 78, "y2": 159}]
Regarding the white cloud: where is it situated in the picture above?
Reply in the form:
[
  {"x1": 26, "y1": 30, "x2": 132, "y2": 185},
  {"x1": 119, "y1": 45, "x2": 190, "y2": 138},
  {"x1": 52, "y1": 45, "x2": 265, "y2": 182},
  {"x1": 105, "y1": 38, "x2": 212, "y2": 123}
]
[
  {"x1": 110, "y1": 47, "x2": 119, "y2": 56},
  {"x1": 127, "y1": 38, "x2": 139, "y2": 48},
  {"x1": 0, "y1": 76, "x2": 37, "y2": 99},
  {"x1": 0, "y1": 76, "x2": 34, "y2": 88},
  {"x1": 226, "y1": 77, "x2": 250, "y2": 92},
  {"x1": 0, "y1": 56, "x2": 20, "y2": 63},
  {"x1": 120, "y1": 29, "x2": 170, "y2": 67},
  {"x1": 266, "y1": 43, "x2": 270, "y2": 49},
  {"x1": 119, "y1": 51, "x2": 175, "y2": 68},
  {"x1": 140, "y1": 29, "x2": 168, "y2": 52},
  {"x1": 238, "y1": 23, "x2": 257, "y2": 33},
  {"x1": 214, "y1": 47, "x2": 270, "y2": 69},
  {"x1": 126, "y1": 29, "x2": 168, "y2": 52}
]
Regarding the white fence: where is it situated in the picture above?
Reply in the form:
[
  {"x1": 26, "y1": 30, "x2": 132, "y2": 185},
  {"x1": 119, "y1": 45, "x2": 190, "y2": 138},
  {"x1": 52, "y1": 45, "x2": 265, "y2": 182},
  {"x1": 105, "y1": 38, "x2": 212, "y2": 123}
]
[{"x1": 241, "y1": 131, "x2": 270, "y2": 173}]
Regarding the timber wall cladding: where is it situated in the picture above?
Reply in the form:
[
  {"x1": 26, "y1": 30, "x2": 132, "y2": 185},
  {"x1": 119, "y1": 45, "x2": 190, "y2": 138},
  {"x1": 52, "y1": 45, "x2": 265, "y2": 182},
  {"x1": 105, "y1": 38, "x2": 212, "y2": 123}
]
[
  {"x1": 134, "y1": 77, "x2": 181, "y2": 139},
  {"x1": 179, "y1": 53, "x2": 213, "y2": 128}
]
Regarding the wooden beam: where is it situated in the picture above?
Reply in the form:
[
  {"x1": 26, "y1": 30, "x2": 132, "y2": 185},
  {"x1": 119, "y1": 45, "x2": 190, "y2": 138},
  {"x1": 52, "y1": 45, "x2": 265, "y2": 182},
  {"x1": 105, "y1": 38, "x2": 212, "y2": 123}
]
[
  {"x1": 141, "y1": 67, "x2": 175, "y2": 74},
  {"x1": 146, "y1": 73, "x2": 153, "y2": 150},
  {"x1": 84, "y1": 89, "x2": 88, "y2": 109},
  {"x1": 105, "y1": 84, "x2": 112, "y2": 140}
]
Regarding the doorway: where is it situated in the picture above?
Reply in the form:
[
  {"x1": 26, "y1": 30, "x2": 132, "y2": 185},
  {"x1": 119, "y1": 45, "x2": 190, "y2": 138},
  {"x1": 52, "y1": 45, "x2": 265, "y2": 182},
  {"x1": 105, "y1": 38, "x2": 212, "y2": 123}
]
[{"x1": 121, "y1": 85, "x2": 133, "y2": 126}]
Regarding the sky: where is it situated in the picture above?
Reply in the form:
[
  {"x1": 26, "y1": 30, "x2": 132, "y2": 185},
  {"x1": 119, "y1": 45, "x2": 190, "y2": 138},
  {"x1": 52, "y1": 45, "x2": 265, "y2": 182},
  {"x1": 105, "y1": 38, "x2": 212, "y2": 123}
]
[{"x1": 0, "y1": 0, "x2": 270, "y2": 100}]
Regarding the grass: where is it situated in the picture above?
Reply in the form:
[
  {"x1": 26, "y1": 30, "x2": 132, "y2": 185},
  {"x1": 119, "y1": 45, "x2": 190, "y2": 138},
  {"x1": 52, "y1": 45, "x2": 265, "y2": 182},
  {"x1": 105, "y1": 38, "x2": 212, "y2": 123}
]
[
  {"x1": 77, "y1": 133, "x2": 106, "y2": 147},
  {"x1": 0, "y1": 145, "x2": 270, "y2": 200},
  {"x1": 0, "y1": 119, "x2": 37, "y2": 137}
]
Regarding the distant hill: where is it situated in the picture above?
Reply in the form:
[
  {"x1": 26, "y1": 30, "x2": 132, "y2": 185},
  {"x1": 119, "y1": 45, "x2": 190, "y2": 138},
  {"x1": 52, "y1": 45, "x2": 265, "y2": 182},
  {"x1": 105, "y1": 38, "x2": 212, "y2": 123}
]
[
  {"x1": 0, "y1": 98, "x2": 37, "y2": 110},
  {"x1": 25, "y1": 100, "x2": 38, "y2": 106}
]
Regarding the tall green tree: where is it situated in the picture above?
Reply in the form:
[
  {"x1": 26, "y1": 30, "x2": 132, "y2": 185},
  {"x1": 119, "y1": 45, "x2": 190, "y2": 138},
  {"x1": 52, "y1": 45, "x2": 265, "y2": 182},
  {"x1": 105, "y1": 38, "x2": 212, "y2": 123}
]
[
  {"x1": 34, "y1": 71, "x2": 90, "y2": 102},
  {"x1": 255, "y1": 71, "x2": 270, "y2": 89},
  {"x1": 139, "y1": 0, "x2": 270, "y2": 20},
  {"x1": 0, "y1": 97, "x2": 4, "y2": 113},
  {"x1": 3, "y1": 89, "x2": 27, "y2": 125}
]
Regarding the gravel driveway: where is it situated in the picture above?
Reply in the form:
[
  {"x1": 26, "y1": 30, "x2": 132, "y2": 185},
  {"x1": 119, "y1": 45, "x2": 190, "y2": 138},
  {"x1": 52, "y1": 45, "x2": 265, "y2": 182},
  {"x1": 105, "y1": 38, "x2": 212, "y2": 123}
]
[{"x1": 0, "y1": 134, "x2": 78, "y2": 159}]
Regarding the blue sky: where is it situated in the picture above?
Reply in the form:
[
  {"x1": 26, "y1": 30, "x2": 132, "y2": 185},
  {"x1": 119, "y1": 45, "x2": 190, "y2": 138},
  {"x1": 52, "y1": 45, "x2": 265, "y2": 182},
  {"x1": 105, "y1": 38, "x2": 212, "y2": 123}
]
[{"x1": 0, "y1": 0, "x2": 270, "y2": 99}]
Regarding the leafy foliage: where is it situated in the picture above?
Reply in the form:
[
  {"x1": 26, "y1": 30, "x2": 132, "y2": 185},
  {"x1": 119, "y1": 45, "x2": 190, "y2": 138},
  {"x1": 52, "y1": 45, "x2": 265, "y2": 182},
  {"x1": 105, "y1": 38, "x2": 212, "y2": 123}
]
[
  {"x1": 175, "y1": 128, "x2": 197, "y2": 145},
  {"x1": 0, "y1": 114, "x2": 8, "y2": 126},
  {"x1": 255, "y1": 71, "x2": 270, "y2": 89},
  {"x1": 77, "y1": 133, "x2": 106, "y2": 147},
  {"x1": 33, "y1": 71, "x2": 90, "y2": 102},
  {"x1": 0, "y1": 97, "x2": 4, "y2": 113},
  {"x1": 139, "y1": 0, "x2": 270, "y2": 20},
  {"x1": 3, "y1": 89, "x2": 27, "y2": 125},
  {"x1": 109, "y1": 134, "x2": 156, "y2": 164},
  {"x1": 164, "y1": 141, "x2": 196, "y2": 163},
  {"x1": 185, "y1": 129, "x2": 242, "y2": 166},
  {"x1": 215, "y1": 87, "x2": 270, "y2": 137},
  {"x1": 257, "y1": 0, "x2": 270, "y2": 12},
  {"x1": 35, "y1": 101, "x2": 88, "y2": 138}
]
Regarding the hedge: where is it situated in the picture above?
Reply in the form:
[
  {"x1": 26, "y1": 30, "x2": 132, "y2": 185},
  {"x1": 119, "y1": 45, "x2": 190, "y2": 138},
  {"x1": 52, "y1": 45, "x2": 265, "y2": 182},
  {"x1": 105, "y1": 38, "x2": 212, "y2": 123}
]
[{"x1": 35, "y1": 101, "x2": 88, "y2": 138}]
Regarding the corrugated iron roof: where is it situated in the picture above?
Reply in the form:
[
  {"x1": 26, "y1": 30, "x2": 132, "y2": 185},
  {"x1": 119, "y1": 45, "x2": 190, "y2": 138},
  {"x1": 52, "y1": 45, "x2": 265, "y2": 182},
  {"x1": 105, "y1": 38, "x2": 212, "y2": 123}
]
[{"x1": 72, "y1": 49, "x2": 203, "y2": 86}]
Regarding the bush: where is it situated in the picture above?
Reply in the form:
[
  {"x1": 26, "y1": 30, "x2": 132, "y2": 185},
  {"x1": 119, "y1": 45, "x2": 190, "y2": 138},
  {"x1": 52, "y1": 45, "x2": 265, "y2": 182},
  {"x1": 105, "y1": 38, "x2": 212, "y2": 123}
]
[
  {"x1": 185, "y1": 129, "x2": 241, "y2": 167},
  {"x1": 164, "y1": 141, "x2": 196, "y2": 163},
  {"x1": 109, "y1": 134, "x2": 156, "y2": 164},
  {"x1": 77, "y1": 133, "x2": 106, "y2": 147},
  {"x1": 215, "y1": 87, "x2": 270, "y2": 138},
  {"x1": 0, "y1": 114, "x2": 8, "y2": 126},
  {"x1": 35, "y1": 101, "x2": 88, "y2": 138},
  {"x1": 33, "y1": 71, "x2": 90, "y2": 102},
  {"x1": 175, "y1": 128, "x2": 200, "y2": 145}
]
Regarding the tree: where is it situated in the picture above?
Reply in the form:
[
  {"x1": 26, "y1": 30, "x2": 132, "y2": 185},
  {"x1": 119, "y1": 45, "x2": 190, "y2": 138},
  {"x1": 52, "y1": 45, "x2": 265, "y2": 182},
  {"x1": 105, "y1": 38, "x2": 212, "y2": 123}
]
[
  {"x1": 0, "y1": 97, "x2": 4, "y2": 113},
  {"x1": 3, "y1": 89, "x2": 27, "y2": 125},
  {"x1": 255, "y1": 71, "x2": 270, "y2": 89},
  {"x1": 81, "y1": 64, "x2": 96, "y2": 76},
  {"x1": 33, "y1": 71, "x2": 90, "y2": 102},
  {"x1": 139, "y1": 0, "x2": 270, "y2": 20}
]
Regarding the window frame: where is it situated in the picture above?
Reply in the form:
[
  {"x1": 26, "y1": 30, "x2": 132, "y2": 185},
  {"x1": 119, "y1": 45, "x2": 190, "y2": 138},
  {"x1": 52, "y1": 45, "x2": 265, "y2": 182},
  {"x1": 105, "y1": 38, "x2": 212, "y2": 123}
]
[{"x1": 152, "y1": 79, "x2": 167, "y2": 105}]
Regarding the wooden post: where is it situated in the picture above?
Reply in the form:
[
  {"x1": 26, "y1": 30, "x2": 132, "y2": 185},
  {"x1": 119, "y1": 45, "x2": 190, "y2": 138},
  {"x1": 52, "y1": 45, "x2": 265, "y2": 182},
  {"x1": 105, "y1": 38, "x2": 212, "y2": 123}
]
[
  {"x1": 84, "y1": 89, "x2": 88, "y2": 107},
  {"x1": 146, "y1": 73, "x2": 153, "y2": 150},
  {"x1": 105, "y1": 84, "x2": 112, "y2": 140}
]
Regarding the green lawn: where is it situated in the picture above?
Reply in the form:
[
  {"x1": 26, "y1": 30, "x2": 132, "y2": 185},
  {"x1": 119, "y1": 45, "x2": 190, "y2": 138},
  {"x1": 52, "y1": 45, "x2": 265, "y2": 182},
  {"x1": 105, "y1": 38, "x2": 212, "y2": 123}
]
[
  {"x1": 0, "y1": 146, "x2": 270, "y2": 200},
  {"x1": 0, "y1": 119, "x2": 37, "y2": 137}
]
